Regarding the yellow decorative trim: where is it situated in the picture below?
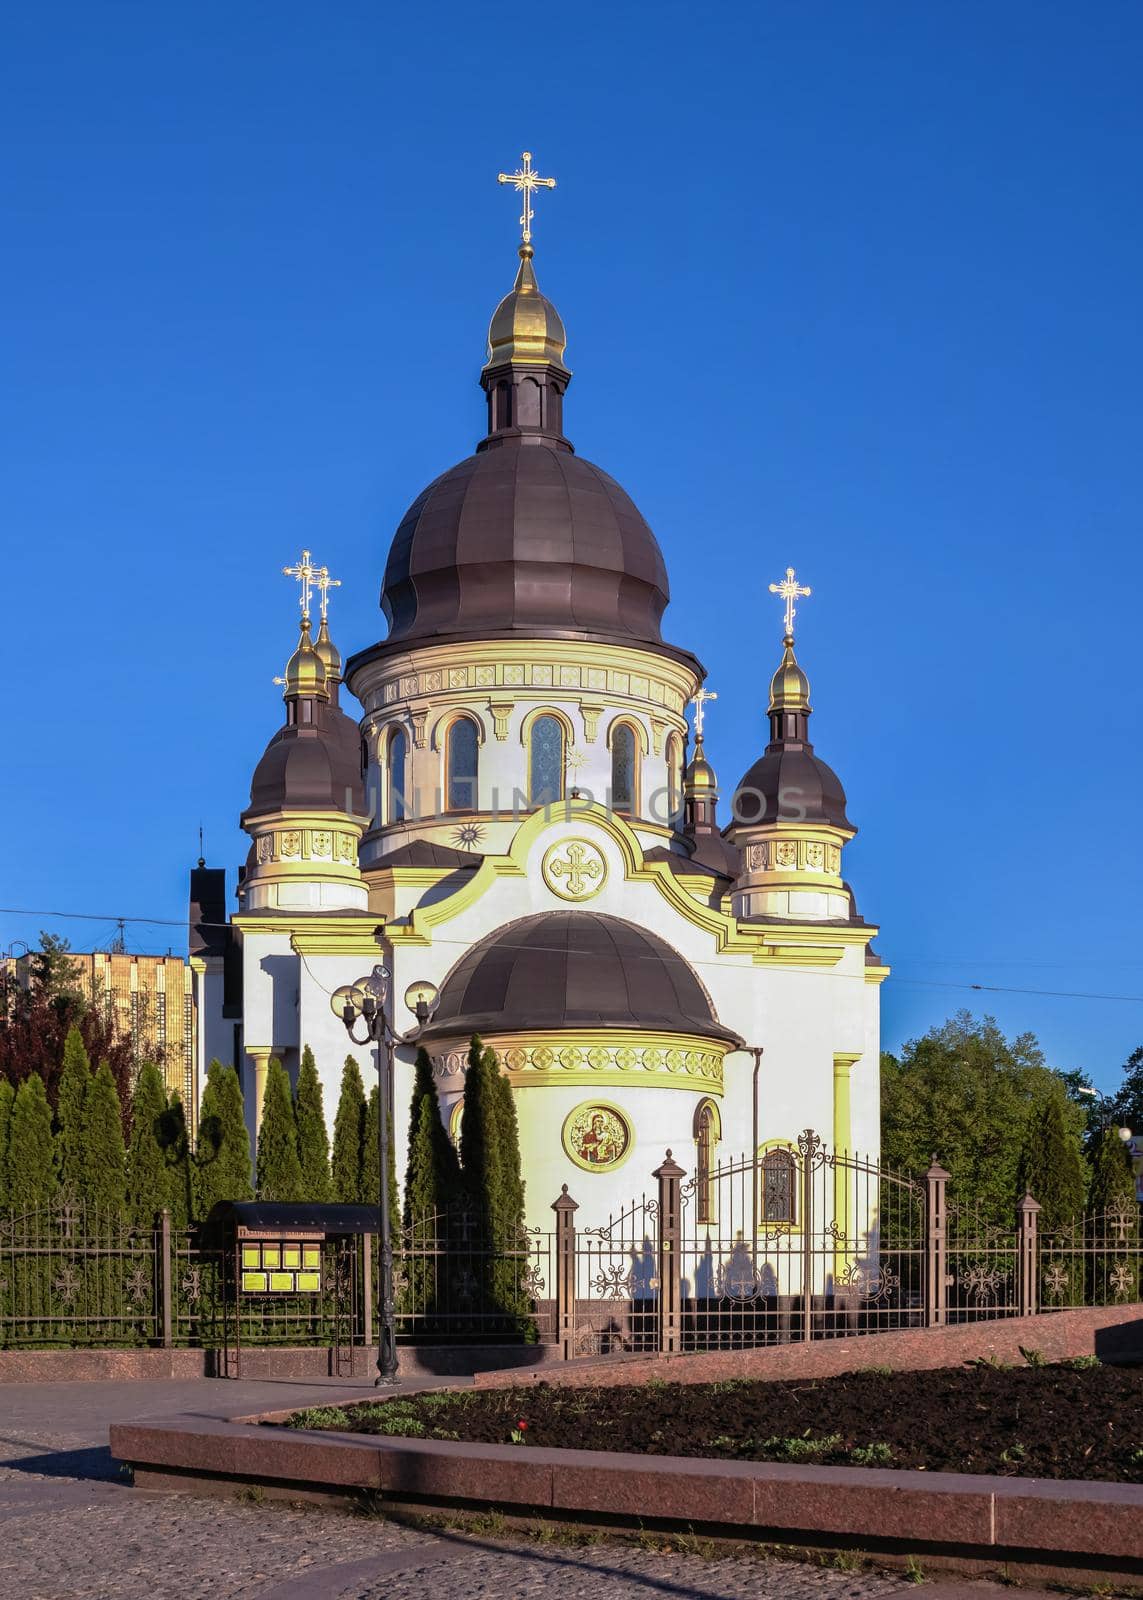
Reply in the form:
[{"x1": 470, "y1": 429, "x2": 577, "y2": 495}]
[
  {"x1": 428, "y1": 1029, "x2": 726, "y2": 1093},
  {"x1": 488, "y1": 701, "x2": 515, "y2": 741},
  {"x1": 865, "y1": 965, "x2": 891, "y2": 985},
  {"x1": 605, "y1": 713, "x2": 650, "y2": 756},
  {"x1": 233, "y1": 914, "x2": 383, "y2": 958},
  {"x1": 430, "y1": 708, "x2": 487, "y2": 750},
  {"x1": 383, "y1": 801, "x2": 879, "y2": 968}
]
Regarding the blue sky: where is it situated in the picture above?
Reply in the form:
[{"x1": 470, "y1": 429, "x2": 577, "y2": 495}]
[{"x1": 3, "y1": 3, "x2": 1141, "y2": 1088}]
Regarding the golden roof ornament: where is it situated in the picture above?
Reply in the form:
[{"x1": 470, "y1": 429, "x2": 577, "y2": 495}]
[
  {"x1": 766, "y1": 567, "x2": 812, "y2": 714},
  {"x1": 281, "y1": 617, "x2": 328, "y2": 702},
  {"x1": 686, "y1": 687, "x2": 719, "y2": 792},
  {"x1": 283, "y1": 549, "x2": 320, "y2": 621},
  {"x1": 275, "y1": 551, "x2": 333, "y2": 696},
  {"x1": 486, "y1": 152, "x2": 567, "y2": 374},
  {"x1": 497, "y1": 150, "x2": 557, "y2": 249}
]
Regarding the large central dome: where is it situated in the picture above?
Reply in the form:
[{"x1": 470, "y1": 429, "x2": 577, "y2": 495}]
[
  {"x1": 351, "y1": 246, "x2": 680, "y2": 668},
  {"x1": 380, "y1": 442, "x2": 670, "y2": 649}
]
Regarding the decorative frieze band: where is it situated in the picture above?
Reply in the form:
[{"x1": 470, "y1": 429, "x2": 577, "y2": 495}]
[
  {"x1": 745, "y1": 840, "x2": 842, "y2": 875},
  {"x1": 255, "y1": 830, "x2": 359, "y2": 866},
  {"x1": 371, "y1": 659, "x2": 687, "y2": 717},
  {"x1": 429, "y1": 1038, "x2": 725, "y2": 1090}
]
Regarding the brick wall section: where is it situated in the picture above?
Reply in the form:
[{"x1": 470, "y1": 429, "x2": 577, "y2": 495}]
[{"x1": 473, "y1": 1303, "x2": 1143, "y2": 1389}]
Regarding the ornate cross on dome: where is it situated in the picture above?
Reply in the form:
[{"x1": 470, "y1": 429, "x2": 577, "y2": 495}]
[
  {"x1": 316, "y1": 565, "x2": 341, "y2": 619},
  {"x1": 283, "y1": 549, "x2": 320, "y2": 620},
  {"x1": 690, "y1": 687, "x2": 718, "y2": 739},
  {"x1": 497, "y1": 151, "x2": 557, "y2": 247},
  {"x1": 768, "y1": 567, "x2": 812, "y2": 639}
]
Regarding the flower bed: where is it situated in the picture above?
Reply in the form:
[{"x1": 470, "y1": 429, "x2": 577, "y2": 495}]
[{"x1": 286, "y1": 1358, "x2": 1143, "y2": 1482}]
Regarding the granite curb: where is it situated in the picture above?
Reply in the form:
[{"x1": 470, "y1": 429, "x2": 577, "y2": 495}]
[{"x1": 109, "y1": 1410, "x2": 1143, "y2": 1583}]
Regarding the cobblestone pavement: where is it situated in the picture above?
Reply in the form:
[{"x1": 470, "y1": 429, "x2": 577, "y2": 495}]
[{"x1": 0, "y1": 1379, "x2": 1065, "y2": 1600}]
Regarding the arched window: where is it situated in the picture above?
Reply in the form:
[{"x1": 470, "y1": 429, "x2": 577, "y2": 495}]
[
  {"x1": 529, "y1": 714, "x2": 565, "y2": 806},
  {"x1": 761, "y1": 1148, "x2": 797, "y2": 1225},
  {"x1": 695, "y1": 1101, "x2": 718, "y2": 1223},
  {"x1": 386, "y1": 727, "x2": 408, "y2": 823},
  {"x1": 609, "y1": 723, "x2": 638, "y2": 816},
  {"x1": 666, "y1": 734, "x2": 683, "y2": 823},
  {"x1": 445, "y1": 718, "x2": 479, "y2": 812}
]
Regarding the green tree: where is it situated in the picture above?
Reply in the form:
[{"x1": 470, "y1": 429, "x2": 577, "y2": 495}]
[
  {"x1": 127, "y1": 1062, "x2": 169, "y2": 1228},
  {"x1": 55, "y1": 1025, "x2": 92, "y2": 1194},
  {"x1": 8, "y1": 1074, "x2": 56, "y2": 1209},
  {"x1": 1017, "y1": 1090, "x2": 1086, "y2": 1228},
  {"x1": 294, "y1": 1046, "x2": 331, "y2": 1202},
  {"x1": 1086, "y1": 1127, "x2": 1139, "y2": 1303},
  {"x1": 195, "y1": 1061, "x2": 252, "y2": 1214},
  {"x1": 1110, "y1": 1046, "x2": 1143, "y2": 1138},
  {"x1": 494, "y1": 1068, "x2": 525, "y2": 1232},
  {"x1": 881, "y1": 1012, "x2": 1085, "y2": 1225},
  {"x1": 256, "y1": 1058, "x2": 304, "y2": 1202},
  {"x1": 459, "y1": 1035, "x2": 502, "y2": 1219},
  {"x1": 331, "y1": 1056, "x2": 367, "y2": 1203},
  {"x1": 30, "y1": 933, "x2": 85, "y2": 1004},
  {"x1": 81, "y1": 1062, "x2": 127, "y2": 1215},
  {"x1": 0, "y1": 1077, "x2": 14, "y2": 1208},
  {"x1": 161, "y1": 1092, "x2": 194, "y2": 1227},
  {"x1": 403, "y1": 1047, "x2": 461, "y2": 1227}
]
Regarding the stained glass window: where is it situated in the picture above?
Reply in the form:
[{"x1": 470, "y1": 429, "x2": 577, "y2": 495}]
[
  {"x1": 387, "y1": 728, "x2": 407, "y2": 822},
  {"x1": 529, "y1": 715, "x2": 564, "y2": 805},
  {"x1": 610, "y1": 723, "x2": 637, "y2": 814},
  {"x1": 696, "y1": 1103, "x2": 716, "y2": 1223},
  {"x1": 446, "y1": 718, "x2": 478, "y2": 811}
]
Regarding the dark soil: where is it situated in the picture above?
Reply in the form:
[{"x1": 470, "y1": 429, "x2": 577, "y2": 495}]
[{"x1": 287, "y1": 1361, "x2": 1143, "y2": 1482}]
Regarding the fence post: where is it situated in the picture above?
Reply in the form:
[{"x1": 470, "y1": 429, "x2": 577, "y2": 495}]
[
  {"x1": 362, "y1": 1233, "x2": 375, "y2": 1351},
  {"x1": 551, "y1": 1186, "x2": 578, "y2": 1361},
  {"x1": 1017, "y1": 1192, "x2": 1041, "y2": 1318},
  {"x1": 799, "y1": 1130, "x2": 819, "y2": 1343},
  {"x1": 159, "y1": 1208, "x2": 173, "y2": 1349},
  {"x1": 924, "y1": 1159, "x2": 950, "y2": 1327},
  {"x1": 653, "y1": 1151, "x2": 685, "y2": 1355}
]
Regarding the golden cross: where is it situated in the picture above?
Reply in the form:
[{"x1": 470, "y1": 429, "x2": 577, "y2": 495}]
[
  {"x1": 316, "y1": 565, "x2": 341, "y2": 620},
  {"x1": 768, "y1": 567, "x2": 812, "y2": 639},
  {"x1": 689, "y1": 687, "x2": 718, "y2": 739},
  {"x1": 497, "y1": 151, "x2": 557, "y2": 247},
  {"x1": 283, "y1": 549, "x2": 320, "y2": 620}
]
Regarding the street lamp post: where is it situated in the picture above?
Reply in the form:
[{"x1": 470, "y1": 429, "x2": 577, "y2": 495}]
[
  {"x1": 332, "y1": 957, "x2": 438, "y2": 1387},
  {"x1": 1076, "y1": 1085, "x2": 1133, "y2": 1144}
]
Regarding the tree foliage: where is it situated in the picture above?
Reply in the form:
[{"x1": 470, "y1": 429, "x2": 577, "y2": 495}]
[
  {"x1": 331, "y1": 1056, "x2": 367, "y2": 1203},
  {"x1": 0, "y1": 1077, "x2": 13, "y2": 1208},
  {"x1": 82, "y1": 1062, "x2": 127, "y2": 1215},
  {"x1": 1088, "y1": 1127, "x2": 1137, "y2": 1217},
  {"x1": 881, "y1": 1012, "x2": 1086, "y2": 1225},
  {"x1": 256, "y1": 1058, "x2": 304, "y2": 1202},
  {"x1": 127, "y1": 1062, "x2": 169, "y2": 1227},
  {"x1": 1110, "y1": 1046, "x2": 1143, "y2": 1139},
  {"x1": 195, "y1": 1061, "x2": 252, "y2": 1214},
  {"x1": 362, "y1": 1085, "x2": 399, "y2": 1244},
  {"x1": 55, "y1": 1025, "x2": 92, "y2": 1194},
  {"x1": 7, "y1": 1074, "x2": 56, "y2": 1209},
  {"x1": 1016, "y1": 1090, "x2": 1085, "y2": 1228},
  {"x1": 161, "y1": 1092, "x2": 194, "y2": 1227},
  {"x1": 294, "y1": 1046, "x2": 331, "y2": 1202},
  {"x1": 403, "y1": 1047, "x2": 461, "y2": 1226}
]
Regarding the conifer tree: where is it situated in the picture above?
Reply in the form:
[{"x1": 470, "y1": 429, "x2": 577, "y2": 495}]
[
  {"x1": 1087, "y1": 1126, "x2": 1139, "y2": 1301},
  {"x1": 0, "y1": 1077, "x2": 14, "y2": 1208},
  {"x1": 494, "y1": 1068, "x2": 525, "y2": 1232},
  {"x1": 82, "y1": 1062, "x2": 127, "y2": 1215},
  {"x1": 294, "y1": 1045, "x2": 331, "y2": 1202},
  {"x1": 1089, "y1": 1125, "x2": 1137, "y2": 1216},
  {"x1": 1016, "y1": 1092, "x2": 1086, "y2": 1227},
  {"x1": 55, "y1": 1025, "x2": 92, "y2": 1194},
  {"x1": 127, "y1": 1062, "x2": 169, "y2": 1228},
  {"x1": 161, "y1": 1092, "x2": 194, "y2": 1227},
  {"x1": 331, "y1": 1056, "x2": 367, "y2": 1203},
  {"x1": 8, "y1": 1074, "x2": 56, "y2": 1209},
  {"x1": 361, "y1": 1085, "x2": 400, "y2": 1245},
  {"x1": 256, "y1": 1058, "x2": 304, "y2": 1202},
  {"x1": 403, "y1": 1047, "x2": 461, "y2": 1227},
  {"x1": 459, "y1": 1034, "x2": 502, "y2": 1221},
  {"x1": 195, "y1": 1061, "x2": 252, "y2": 1214}
]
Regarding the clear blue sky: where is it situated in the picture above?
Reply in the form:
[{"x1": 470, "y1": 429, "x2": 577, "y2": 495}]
[{"x1": 3, "y1": 3, "x2": 1141, "y2": 1088}]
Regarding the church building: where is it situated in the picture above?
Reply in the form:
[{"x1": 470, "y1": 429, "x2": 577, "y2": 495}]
[{"x1": 189, "y1": 158, "x2": 887, "y2": 1234}]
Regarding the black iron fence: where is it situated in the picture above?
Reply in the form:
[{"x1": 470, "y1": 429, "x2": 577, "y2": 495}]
[{"x1": 1, "y1": 1135, "x2": 1140, "y2": 1356}]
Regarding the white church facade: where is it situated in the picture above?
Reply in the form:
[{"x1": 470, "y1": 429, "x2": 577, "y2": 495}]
[{"x1": 188, "y1": 203, "x2": 887, "y2": 1238}]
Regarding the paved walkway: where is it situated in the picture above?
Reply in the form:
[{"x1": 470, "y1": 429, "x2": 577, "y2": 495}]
[{"x1": 0, "y1": 1379, "x2": 1069, "y2": 1600}]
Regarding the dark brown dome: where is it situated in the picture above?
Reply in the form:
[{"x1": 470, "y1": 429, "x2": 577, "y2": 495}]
[
  {"x1": 420, "y1": 910, "x2": 741, "y2": 1045},
  {"x1": 243, "y1": 701, "x2": 365, "y2": 823},
  {"x1": 733, "y1": 743, "x2": 851, "y2": 829},
  {"x1": 372, "y1": 440, "x2": 670, "y2": 653}
]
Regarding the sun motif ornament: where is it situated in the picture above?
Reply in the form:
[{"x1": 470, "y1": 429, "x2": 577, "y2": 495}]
[
  {"x1": 450, "y1": 822, "x2": 485, "y2": 851},
  {"x1": 542, "y1": 838, "x2": 606, "y2": 901},
  {"x1": 563, "y1": 1102, "x2": 632, "y2": 1172}
]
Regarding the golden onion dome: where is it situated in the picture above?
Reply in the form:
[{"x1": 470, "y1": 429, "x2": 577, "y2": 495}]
[
  {"x1": 768, "y1": 635, "x2": 811, "y2": 715},
  {"x1": 685, "y1": 734, "x2": 718, "y2": 794},
  {"x1": 313, "y1": 615, "x2": 343, "y2": 684},
  {"x1": 282, "y1": 618, "x2": 328, "y2": 702},
  {"x1": 484, "y1": 246, "x2": 568, "y2": 372}
]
